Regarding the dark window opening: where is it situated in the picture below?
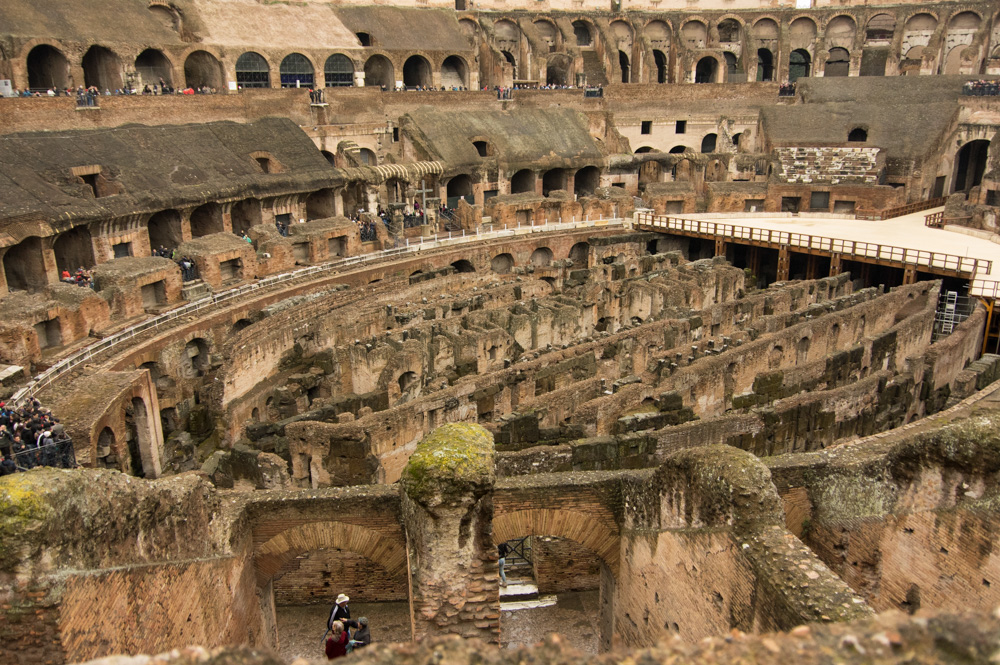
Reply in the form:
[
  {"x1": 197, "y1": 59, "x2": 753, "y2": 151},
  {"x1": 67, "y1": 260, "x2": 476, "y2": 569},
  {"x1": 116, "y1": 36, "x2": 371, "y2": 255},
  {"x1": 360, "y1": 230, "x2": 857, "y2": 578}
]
[
  {"x1": 676, "y1": 120, "x2": 687, "y2": 134},
  {"x1": 641, "y1": 121, "x2": 652, "y2": 135},
  {"x1": 473, "y1": 140, "x2": 489, "y2": 157},
  {"x1": 81, "y1": 173, "x2": 100, "y2": 198},
  {"x1": 848, "y1": 127, "x2": 868, "y2": 142},
  {"x1": 357, "y1": 33, "x2": 372, "y2": 47},
  {"x1": 810, "y1": 191, "x2": 830, "y2": 210},
  {"x1": 112, "y1": 242, "x2": 132, "y2": 259}
]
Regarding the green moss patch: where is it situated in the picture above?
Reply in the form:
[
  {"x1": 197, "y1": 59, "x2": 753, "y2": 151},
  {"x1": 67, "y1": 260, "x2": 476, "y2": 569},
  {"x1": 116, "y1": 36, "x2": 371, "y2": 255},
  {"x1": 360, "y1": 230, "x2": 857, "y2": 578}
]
[{"x1": 402, "y1": 423, "x2": 495, "y2": 505}]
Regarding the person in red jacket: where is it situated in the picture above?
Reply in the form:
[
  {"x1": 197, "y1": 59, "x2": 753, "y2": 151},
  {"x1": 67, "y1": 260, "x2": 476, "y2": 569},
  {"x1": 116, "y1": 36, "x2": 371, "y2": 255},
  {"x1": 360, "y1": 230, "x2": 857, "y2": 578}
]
[{"x1": 325, "y1": 621, "x2": 349, "y2": 659}]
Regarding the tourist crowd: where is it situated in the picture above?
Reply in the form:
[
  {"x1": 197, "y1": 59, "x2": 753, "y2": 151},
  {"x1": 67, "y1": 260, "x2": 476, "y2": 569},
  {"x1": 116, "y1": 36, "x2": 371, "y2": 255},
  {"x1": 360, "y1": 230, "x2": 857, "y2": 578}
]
[
  {"x1": 60, "y1": 267, "x2": 95, "y2": 288},
  {"x1": 778, "y1": 82, "x2": 796, "y2": 97},
  {"x1": 0, "y1": 397, "x2": 77, "y2": 474},
  {"x1": 962, "y1": 80, "x2": 1000, "y2": 96}
]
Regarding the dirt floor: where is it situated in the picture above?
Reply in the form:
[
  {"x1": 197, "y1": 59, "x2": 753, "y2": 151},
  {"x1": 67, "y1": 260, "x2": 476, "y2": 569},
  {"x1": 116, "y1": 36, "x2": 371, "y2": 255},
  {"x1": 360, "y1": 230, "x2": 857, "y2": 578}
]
[{"x1": 274, "y1": 591, "x2": 601, "y2": 661}]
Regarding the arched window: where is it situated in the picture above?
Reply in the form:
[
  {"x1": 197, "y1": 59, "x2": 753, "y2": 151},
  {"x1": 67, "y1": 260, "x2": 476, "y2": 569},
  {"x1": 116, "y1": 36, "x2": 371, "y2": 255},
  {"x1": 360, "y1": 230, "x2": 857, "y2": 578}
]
[
  {"x1": 756, "y1": 48, "x2": 774, "y2": 81},
  {"x1": 825, "y1": 48, "x2": 850, "y2": 77},
  {"x1": 236, "y1": 52, "x2": 270, "y2": 88},
  {"x1": 653, "y1": 50, "x2": 668, "y2": 83},
  {"x1": 789, "y1": 49, "x2": 811, "y2": 82},
  {"x1": 324, "y1": 54, "x2": 353, "y2": 87},
  {"x1": 695, "y1": 57, "x2": 717, "y2": 83},
  {"x1": 280, "y1": 53, "x2": 313, "y2": 88},
  {"x1": 701, "y1": 134, "x2": 718, "y2": 153},
  {"x1": 848, "y1": 127, "x2": 867, "y2": 142}
]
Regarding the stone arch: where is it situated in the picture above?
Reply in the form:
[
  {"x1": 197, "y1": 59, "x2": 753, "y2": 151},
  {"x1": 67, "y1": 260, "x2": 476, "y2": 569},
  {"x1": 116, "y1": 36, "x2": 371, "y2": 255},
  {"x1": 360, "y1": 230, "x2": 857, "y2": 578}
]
[
  {"x1": 701, "y1": 134, "x2": 718, "y2": 153},
  {"x1": 26, "y1": 44, "x2": 69, "y2": 91},
  {"x1": 4, "y1": 236, "x2": 46, "y2": 291},
  {"x1": 789, "y1": 48, "x2": 811, "y2": 82},
  {"x1": 231, "y1": 318, "x2": 253, "y2": 334},
  {"x1": 695, "y1": 56, "x2": 718, "y2": 83},
  {"x1": 618, "y1": 50, "x2": 630, "y2": 83},
  {"x1": 756, "y1": 48, "x2": 774, "y2": 81},
  {"x1": 825, "y1": 47, "x2": 851, "y2": 76},
  {"x1": 575, "y1": 166, "x2": 600, "y2": 197},
  {"x1": 501, "y1": 50, "x2": 517, "y2": 78},
  {"x1": 82, "y1": 45, "x2": 123, "y2": 90},
  {"x1": 644, "y1": 19, "x2": 672, "y2": 46},
  {"x1": 459, "y1": 18, "x2": 480, "y2": 42},
  {"x1": 796, "y1": 336, "x2": 811, "y2": 364},
  {"x1": 865, "y1": 13, "x2": 896, "y2": 43},
  {"x1": 306, "y1": 189, "x2": 337, "y2": 221},
  {"x1": 182, "y1": 337, "x2": 211, "y2": 377},
  {"x1": 125, "y1": 396, "x2": 156, "y2": 478},
  {"x1": 324, "y1": 54, "x2": 354, "y2": 87},
  {"x1": 231, "y1": 199, "x2": 261, "y2": 235},
  {"x1": 254, "y1": 521, "x2": 408, "y2": 585},
  {"x1": 681, "y1": 19, "x2": 708, "y2": 48},
  {"x1": 451, "y1": 259, "x2": 475, "y2": 273},
  {"x1": 789, "y1": 17, "x2": 818, "y2": 50},
  {"x1": 364, "y1": 55, "x2": 394, "y2": 88},
  {"x1": 948, "y1": 11, "x2": 982, "y2": 31},
  {"x1": 184, "y1": 50, "x2": 224, "y2": 89},
  {"x1": 542, "y1": 168, "x2": 567, "y2": 195},
  {"x1": 403, "y1": 55, "x2": 431, "y2": 87},
  {"x1": 441, "y1": 55, "x2": 468, "y2": 88},
  {"x1": 572, "y1": 20, "x2": 593, "y2": 47},
  {"x1": 190, "y1": 202, "x2": 223, "y2": 237},
  {"x1": 546, "y1": 53, "x2": 572, "y2": 86},
  {"x1": 533, "y1": 19, "x2": 559, "y2": 48},
  {"x1": 279, "y1": 53, "x2": 314, "y2": 88},
  {"x1": 530, "y1": 247, "x2": 553, "y2": 267},
  {"x1": 148, "y1": 209, "x2": 183, "y2": 251},
  {"x1": 511, "y1": 169, "x2": 535, "y2": 194},
  {"x1": 569, "y1": 241, "x2": 590, "y2": 267},
  {"x1": 492, "y1": 509, "x2": 619, "y2": 574},
  {"x1": 848, "y1": 127, "x2": 868, "y2": 142},
  {"x1": 53, "y1": 226, "x2": 95, "y2": 274},
  {"x1": 653, "y1": 49, "x2": 669, "y2": 83},
  {"x1": 135, "y1": 48, "x2": 173, "y2": 87},
  {"x1": 717, "y1": 18, "x2": 741, "y2": 43},
  {"x1": 494, "y1": 19, "x2": 521, "y2": 43},
  {"x1": 446, "y1": 174, "x2": 473, "y2": 205},
  {"x1": 235, "y1": 51, "x2": 270, "y2": 88},
  {"x1": 753, "y1": 18, "x2": 779, "y2": 40},
  {"x1": 954, "y1": 139, "x2": 990, "y2": 193},
  {"x1": 491, "y1": 253, "x2": 515, "y2": 274},
  {"x1": 825, "y1": 15, "x2": 857, "y2": 50},
  {"x1": 97, "y1": 426, "x2": 115, "y2": 462}
]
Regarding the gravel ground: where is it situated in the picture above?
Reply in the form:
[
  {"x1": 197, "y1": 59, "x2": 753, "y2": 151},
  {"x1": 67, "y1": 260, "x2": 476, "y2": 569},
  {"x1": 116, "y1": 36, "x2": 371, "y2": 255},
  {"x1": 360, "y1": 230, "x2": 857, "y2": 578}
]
[{"x1": 275, "y1": 591, "x2": 601, "y2": 661}]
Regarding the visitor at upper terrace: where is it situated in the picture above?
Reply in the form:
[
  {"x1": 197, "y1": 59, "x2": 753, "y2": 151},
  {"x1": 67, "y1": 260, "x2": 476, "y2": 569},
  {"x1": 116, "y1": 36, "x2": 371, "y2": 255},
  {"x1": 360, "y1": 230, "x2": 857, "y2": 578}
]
[
  {"x1": 0, "y1": 397, "x2": 76, "y2": 474},
  {"x1": 963, "y1": 80, "x2": 1000, "y2": 96}
]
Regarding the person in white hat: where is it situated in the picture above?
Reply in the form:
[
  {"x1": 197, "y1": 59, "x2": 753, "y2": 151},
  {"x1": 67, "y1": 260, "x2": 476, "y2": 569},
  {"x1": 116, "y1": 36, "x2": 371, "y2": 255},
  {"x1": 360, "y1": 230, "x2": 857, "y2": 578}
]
[{"x1": 327, "y1": 593, "x2": 357, "y2": 632}]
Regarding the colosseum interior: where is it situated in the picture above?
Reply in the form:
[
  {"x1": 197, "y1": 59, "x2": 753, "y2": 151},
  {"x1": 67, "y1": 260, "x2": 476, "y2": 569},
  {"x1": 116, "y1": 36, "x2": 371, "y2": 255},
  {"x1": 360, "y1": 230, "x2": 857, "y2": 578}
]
[{"x1": 2, "y1": 0, "x2": 1000, "y2": 663}]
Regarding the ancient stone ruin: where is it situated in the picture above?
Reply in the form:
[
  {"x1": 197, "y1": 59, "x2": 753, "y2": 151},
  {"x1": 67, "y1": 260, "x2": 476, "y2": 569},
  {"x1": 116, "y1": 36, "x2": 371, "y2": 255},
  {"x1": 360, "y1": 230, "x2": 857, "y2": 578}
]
[{"x1": 1, "y1": 0, "x2": 1000, "y2": 663}]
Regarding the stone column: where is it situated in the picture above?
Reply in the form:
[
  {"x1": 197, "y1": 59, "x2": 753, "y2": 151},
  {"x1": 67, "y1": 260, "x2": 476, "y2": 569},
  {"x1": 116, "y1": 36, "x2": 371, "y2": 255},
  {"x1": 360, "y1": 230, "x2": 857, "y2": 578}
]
[{"x1": 400, "y1": 423, "x2": 499, "y2": 643}]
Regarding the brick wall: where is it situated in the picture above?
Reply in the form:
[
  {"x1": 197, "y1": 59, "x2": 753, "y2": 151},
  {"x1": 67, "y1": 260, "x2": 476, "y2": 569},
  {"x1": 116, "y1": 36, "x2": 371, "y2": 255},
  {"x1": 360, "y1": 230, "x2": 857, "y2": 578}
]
[
  {"x1": 272, "y1": 549, "x2": 408, "y2": 605},
  {"x1": 533, "y1": 536, "x2": 601, "y2": 593},
  {"x1": 776, "y1": 147, "x2": 880, "y2": 185}
]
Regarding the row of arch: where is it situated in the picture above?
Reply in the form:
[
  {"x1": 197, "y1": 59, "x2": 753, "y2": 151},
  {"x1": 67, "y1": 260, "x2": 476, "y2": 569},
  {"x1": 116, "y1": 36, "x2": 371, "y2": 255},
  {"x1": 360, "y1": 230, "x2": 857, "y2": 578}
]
[{"x1": 21, "y1": 43, "x2": 471, "y2": 92}]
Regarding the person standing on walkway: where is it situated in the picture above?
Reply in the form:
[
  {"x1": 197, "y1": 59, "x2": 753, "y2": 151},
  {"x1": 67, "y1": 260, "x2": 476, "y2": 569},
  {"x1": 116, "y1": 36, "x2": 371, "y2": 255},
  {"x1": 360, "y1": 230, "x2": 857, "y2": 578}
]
[{"x1": 498, "y1": 541, "x2": 509, "y2": 587}]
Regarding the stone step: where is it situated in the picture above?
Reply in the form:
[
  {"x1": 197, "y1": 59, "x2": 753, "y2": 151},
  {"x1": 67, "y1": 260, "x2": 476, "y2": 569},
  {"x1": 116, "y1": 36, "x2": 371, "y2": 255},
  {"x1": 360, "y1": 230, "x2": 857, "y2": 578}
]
[
  {"x1": 500, "y1": 581, "x2": 538, "y2": 601},
  {"x1": 581, "y1": 50, "x2": 608, "y2": 86},
  {"x1": 181, "y1": 279, "x2": 213, "y2": 301},
  {"x1": 501, "y1": 594, "x2": 557, "y2": 612}
]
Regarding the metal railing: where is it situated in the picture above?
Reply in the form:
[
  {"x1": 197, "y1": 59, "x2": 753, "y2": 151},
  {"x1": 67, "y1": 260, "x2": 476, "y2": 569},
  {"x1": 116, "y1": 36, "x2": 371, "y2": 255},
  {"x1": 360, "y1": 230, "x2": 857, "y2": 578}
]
[
  {"x1": 5, "y1": 437, "x2": 77, "y2": 472},
  {"x1": 635, "y1": 211, "x2": 992, "y2": 277},
  {"x1": 11, "y1": 217, "x2": 625, "y2": 407}
]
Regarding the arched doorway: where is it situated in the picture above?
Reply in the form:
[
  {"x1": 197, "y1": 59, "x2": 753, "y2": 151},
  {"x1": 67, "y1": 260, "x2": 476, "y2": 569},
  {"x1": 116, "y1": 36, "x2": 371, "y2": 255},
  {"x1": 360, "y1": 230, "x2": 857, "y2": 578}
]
[
  {"x1": 542, "y1": 169, "x2": 567, "y2": 196},
  {"x1": 82, "y1": 45, "x2": 123, "y2": 91},
  {"x1": 4, "y1": 236, "x2": 47, "y2": 291},
  {"x1": 575, "y1": 166, "x2": 600, "y2": 197},
  {"x1": 618, "y1": 51, "x2": 630, "y2": 83},
  {"x1": 789, "y1": 49, "x2": 811, "y2": 82},
  {"x1": 279, "y1": 53, "x2": 314, "y2": 88},
  {"x1": 695, "y1": 57, "x2": 717, "y2": 83},
  {"x1": 325, "y1": 54, "x2": 354, "y2": 87},
  {"x1": 182, "y1": 338, "x2": 211, "y2": 377},
  {"x1": 824, "y1": 48, "x2": 850, "y2": 76},
  {"x1": 451, "y1": 259, "x2": 475, "y2": 273},
  {"x1": 511, "y1": 169, "x2": 535, "y2": 194},
  {"x1": 306, "y1": 189, "x2": 337, "y2": 220},
  {"x1": 235, "y1": 52, "x2": 270, "y2": 88},
  {"x1": 189, "y1": 203, "x2": 223, "y2": 237},
  {"x1": 231, "y1": 199, "x2": 261, "y2": 235},
  {"x1": 573, "y1": 21, "x2": 593, "y2": 46},
  {"x1": 403, "y1": 55, "x2": 431, "y2": 87},
  {"x1": 364, "y1": 55, "x2": 394, "y2": 89},
  {"x1": 446, "y1": 174, "x2": 473, "y2": 207},
  {"x1": 53, "y1": 226, "x2": 96, "y2": 274},
  {"x1": 441, "y1": 55, "x2": 468, "y2": 88},
  {"x1": 723, "y1": 52, "x2": 741, "y2": 82},
  {"x1": 756, "y1": 48, "x2": 774, "y2": 81},
  {"x1": 147, "y1": 210, "x2": 183, "y2": 250},
  {"x1": 530, "y1": 247, "x2": 553, "y2": 267},
  {"x1": 27, "y1": 45, "x2": 69, "y2": 91},
  {"x1": 954, "y1": 140, "x2": 990, "y2": 193},
  {"x1": 125, "y1": 397, "x2": 154, "y2": 478},
  {"x1": 546, "y1": 55, "x2": 572, "y2": 86},
  {"x1": 184, "y1": 51, "x2": 224, "y2": 90},
  {"x1": 135, "y1": 49, "x2": 172, "y2": 87},
  {"x1": 653, "y1": 50, "x2": 668, "y2": 83},
  {"x1": 501, "y1": 51, "x2": 517, "y2": 79},
  {"x1": 701, "y1": 134, "x2": 718, "y2": 153},
  {"x1": 569, "y1": 242, "x2": 590, "y2": 268},
  {"x1": 491, "y1": 253, "x2": 515, "y2": 273}
]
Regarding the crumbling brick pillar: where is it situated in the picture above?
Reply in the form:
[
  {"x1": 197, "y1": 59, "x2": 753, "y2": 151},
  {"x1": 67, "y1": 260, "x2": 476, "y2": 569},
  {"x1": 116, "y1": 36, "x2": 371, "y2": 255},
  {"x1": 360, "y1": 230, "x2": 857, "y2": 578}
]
[{"x1": 400, "y1": 423, "x2": 499, "y2": 643}]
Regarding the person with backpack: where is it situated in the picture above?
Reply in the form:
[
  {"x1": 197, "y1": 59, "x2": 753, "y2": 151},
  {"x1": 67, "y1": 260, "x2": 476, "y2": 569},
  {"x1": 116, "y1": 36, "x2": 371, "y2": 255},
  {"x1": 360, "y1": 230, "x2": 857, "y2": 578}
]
[{"x1": 498, "y1": 541, "x2": 509, "y2": 587}]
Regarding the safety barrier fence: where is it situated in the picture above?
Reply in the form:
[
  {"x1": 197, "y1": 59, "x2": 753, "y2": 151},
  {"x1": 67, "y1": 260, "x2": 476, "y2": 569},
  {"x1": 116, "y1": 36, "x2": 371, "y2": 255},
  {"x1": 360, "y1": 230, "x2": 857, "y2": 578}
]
[
  {"x1": 11, "y1": 218, "x2": 625, "y2": 406},
  {"x1": 635, "y1": 211, "x2": 991, "y2": 277}
]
